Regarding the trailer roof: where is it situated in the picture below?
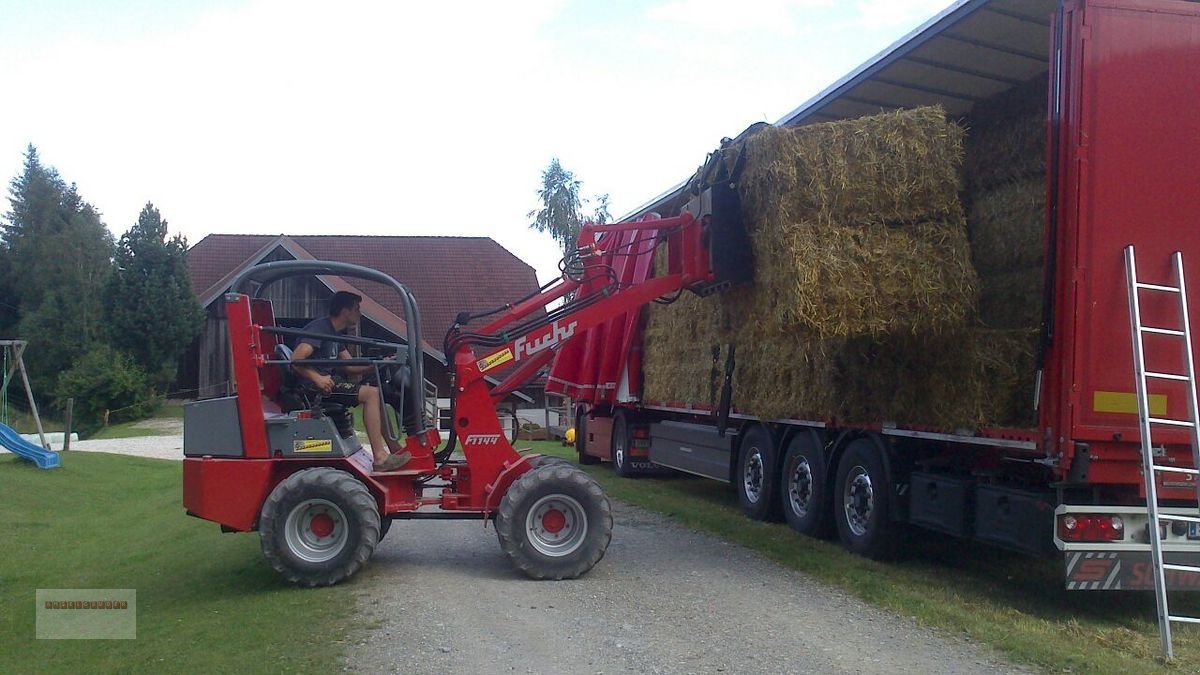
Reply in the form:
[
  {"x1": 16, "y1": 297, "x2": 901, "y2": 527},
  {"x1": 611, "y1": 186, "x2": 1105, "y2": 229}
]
[{"x1": 624, "y1": 0, "x2": 1056, "y2": 219}]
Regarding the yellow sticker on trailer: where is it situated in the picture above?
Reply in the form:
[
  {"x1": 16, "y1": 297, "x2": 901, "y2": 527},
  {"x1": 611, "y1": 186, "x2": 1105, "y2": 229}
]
[
  {"x1": 1093, "y1": 391, "x2": 1167, "y2": 416},
  {"x1": 293, "y1": 439, "x2": 334, "y2": 453},
  {"x1": 477, "y1": 348, "x2": 514, "y2": 373}
]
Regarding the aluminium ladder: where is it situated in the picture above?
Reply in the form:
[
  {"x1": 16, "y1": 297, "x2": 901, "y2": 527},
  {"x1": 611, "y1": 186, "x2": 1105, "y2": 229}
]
[{"x1": 1125, "y1": 245, "x2": 1200, "y2": 660}]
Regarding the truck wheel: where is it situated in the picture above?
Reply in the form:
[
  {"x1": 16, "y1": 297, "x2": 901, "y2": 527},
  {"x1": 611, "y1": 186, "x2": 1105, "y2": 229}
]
[
  {"x1": 611, "y1": 411, "x2": 638, "y2": 478},
  {"x1": 736, "y1": 425, "x2": 782, "y2": 521},
  {"x1": 781, "y1": 431, "x2": 832, "y2": 537},
  {"x1": 834, "y1": 439, "x2": 898, "y2": 559},
  {"x1": 576, "y1": 409, "x2": 598, "y2": 465},
  {"x1": 496, "y1": 464, "x2": 613, "y2": 580},
  {"x1": 259, "y1": 468, "x2": 380, "y2": 587}
]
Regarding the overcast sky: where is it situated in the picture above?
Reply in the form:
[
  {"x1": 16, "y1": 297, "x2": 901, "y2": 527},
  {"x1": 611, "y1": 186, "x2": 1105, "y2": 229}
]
[{"x1": 1, "y1": 0, "x2": 953, "y2": 284}]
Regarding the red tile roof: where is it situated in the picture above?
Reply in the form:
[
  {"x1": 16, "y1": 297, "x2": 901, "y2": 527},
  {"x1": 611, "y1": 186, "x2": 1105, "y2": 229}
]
[{"x1": 187, "y1": 234, "x2": 541, "y2": 344}]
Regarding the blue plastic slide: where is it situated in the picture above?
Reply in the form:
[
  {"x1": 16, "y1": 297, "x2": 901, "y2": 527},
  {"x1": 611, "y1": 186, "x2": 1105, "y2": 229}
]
[{"x1": 0, "y1": 422, "x2": 60, "y2": 469}]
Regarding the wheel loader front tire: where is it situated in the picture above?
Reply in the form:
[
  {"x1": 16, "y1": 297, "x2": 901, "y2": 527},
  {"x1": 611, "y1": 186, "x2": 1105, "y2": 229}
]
[
  {"x1": 496, "y1": 464, "x2": 613, "y2": 580},
  {"x1": 259, "y1": 467, "x2": 380, "y2": 587}
]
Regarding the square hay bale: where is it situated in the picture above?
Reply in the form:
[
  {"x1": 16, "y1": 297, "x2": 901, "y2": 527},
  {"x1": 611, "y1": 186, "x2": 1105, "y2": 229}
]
[
  {"x1": 739, "y1": 106, "x2": 965, "y2": 227},
  {"x1": 726, "y1": 106, "x2": 979, "y2": 338},
  {"x1": 979, "y1": 268, "x2": 1044, "y2": 330},
  {"x1": 745, "y1": 217, "x2": 979, "y2": 338},
  {"x1": 964, "y1": 75, "x2": 1048, "y2": 192},
  {"x1": 968, "y1": 177, "x2": 1046, "y2": 275}
]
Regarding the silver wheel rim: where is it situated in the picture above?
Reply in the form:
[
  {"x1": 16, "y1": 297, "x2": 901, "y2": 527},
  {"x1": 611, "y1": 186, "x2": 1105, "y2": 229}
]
[
  {"x1": 788, "y1": 457, "x2": 814, "y2": 518},
  {"x1": 743, "y1": 449, "x2": 764, "y2": 503},
  {"x1": 843, "y1": 466, "x2": 873, "y2": 537},
  {"x1": 284, "y1": 498, "x2": 349, "y2": 563},
  {"x1": 614, "y1": 422, "x2": 626, "y2": 468},
  {"x1": 525, "y1": 494, "x2": 588, "y2": 557}
]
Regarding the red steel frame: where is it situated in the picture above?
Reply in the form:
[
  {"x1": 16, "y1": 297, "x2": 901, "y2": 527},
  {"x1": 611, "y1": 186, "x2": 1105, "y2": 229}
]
[{"x1": 184, "y1": 211, "x2": 714, "y2": 531}]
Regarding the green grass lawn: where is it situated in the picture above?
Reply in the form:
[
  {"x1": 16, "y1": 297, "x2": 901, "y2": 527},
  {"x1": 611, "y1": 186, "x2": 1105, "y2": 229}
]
[
  {"x1": 524, "y1": 440, "x2": 1200, "y2": 674},
  {"x1": 0, "y1": 453, "x2": 355, "y2": 673}
]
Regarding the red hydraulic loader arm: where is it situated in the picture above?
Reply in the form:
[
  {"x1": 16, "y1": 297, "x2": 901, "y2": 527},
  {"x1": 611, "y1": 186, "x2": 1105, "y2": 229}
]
[{"x1": 446, "y1": 181, "x2": 753, "y2": 482}]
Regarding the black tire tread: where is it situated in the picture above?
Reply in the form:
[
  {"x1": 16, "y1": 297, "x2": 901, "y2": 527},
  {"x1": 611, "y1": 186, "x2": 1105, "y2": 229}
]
[
  {"x1": 495, "y1": 465, "x2": 613, "y2": 580},
  {"x1": 259, "y1": 467, "x2": 380, "y2": 587}
]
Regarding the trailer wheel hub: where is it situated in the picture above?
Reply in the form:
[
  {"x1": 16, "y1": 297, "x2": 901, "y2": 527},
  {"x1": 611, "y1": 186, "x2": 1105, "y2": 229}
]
[
  {"x1": 743, "y1": 450, "x2": 764, "y2": 503},
  {"x1": 788, "y1": 457, "x2": 814, "y2": 517},
  {"x1": 843, "y1": 466, "x2": 873, "y2": 537}
]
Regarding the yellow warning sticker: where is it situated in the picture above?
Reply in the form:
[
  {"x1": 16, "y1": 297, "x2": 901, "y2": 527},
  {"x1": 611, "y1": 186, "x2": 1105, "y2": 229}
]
[
  {"x1": 477, "y1": 348, "x2": 514, "y2": 373},
  {"x1": 1093, "y1": 391, "x2": 1167, "y2": 416},
  {"x1": 293, "y1": 439, "x2": 334, "y2": 453}
]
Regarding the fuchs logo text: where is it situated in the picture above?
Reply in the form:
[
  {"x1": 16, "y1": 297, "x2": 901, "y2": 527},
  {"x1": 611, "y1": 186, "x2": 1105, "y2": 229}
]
[
  {"x1": 464, "y1": 434, "x2": 502, "y2": 445},
  {"x1": 514, "y1": 320, "x2": 578, "y2": 360}
]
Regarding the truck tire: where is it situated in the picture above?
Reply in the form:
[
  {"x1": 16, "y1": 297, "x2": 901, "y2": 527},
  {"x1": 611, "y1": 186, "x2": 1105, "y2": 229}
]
[
  {"x1": 781, "y1": 431, "x2": 833, "y2": 537},
  {"x1": 259, "y1": 468, "x2": 380, "y2": 587},
  {"x1": 496, "y1": 464, "x2": 613, "y2": 580},
  {"x1": 736, "y1": 425, "x2": 782, "y2": 521},
  {"x1": 378, "y1": 517, "x2": 392, "y2": 542},
  {"x1": 576, "y1": 409, "x2": 599, "y2": 465},
  {"x1": 834, "y1": 439, "x2": 898, "y2": 560},
  {"x1": 610, "y1": 410, "x2": 638, "y2": 478}
]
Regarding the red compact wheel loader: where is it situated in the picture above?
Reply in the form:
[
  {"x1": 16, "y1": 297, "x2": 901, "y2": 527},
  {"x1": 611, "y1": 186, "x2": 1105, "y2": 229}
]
[{"x1": 182, "y1": 159, "x2": 752, "y2": 586}]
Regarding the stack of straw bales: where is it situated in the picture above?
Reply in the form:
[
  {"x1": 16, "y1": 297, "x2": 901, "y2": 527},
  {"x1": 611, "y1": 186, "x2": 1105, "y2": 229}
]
[
  {"x1": 963, "y1": 75, "x2": 1050, "y2": 425},
  {"x1": 642, "y1": 100, "x2": 1047, "y2": 429}
]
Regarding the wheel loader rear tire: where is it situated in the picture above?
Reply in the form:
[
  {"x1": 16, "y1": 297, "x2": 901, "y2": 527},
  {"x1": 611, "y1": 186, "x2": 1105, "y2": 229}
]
[
  {"x1": 259, "y1": 467, "x2": 380, "y2": 587},
  {"x1": 496, "y1": 464, "x2": 613, "y2": 580}
]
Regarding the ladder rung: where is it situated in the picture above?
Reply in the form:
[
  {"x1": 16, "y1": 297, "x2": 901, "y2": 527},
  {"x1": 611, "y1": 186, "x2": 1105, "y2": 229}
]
[
  {"x1": 1164, "y1": 563, "x2": 1200, "y2": 574},
  {"x1": 1151, "y1": 465, "x2": 1200, "y2": 475},
  {"x1": 1158, "y1": 513, "x2": 1200, "y2": 524},
  {"x1": 1145, "y1": 371, "x2": 1191, "y2": 382},
  {"x1": 1137, "y1": 282, "x2": 1182, "y2": 293},
  {"x1": 1147, "y1": 417, "x2": 1196, "y2": 428},
  {"x1": 1169, "y1": 615, "x2": 1200, "y2": 625},
  {"x1": 1140, "y1": 326, "x2": 1187, "y2": 337}
]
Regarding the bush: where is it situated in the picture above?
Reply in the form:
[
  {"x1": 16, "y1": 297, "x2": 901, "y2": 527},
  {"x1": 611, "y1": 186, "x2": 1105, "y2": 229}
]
[{"x1": 54, "y1": 345, "x2": 160, "y2": 436}]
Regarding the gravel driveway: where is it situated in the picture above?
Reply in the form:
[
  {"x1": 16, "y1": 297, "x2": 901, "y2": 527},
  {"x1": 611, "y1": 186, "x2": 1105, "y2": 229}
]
[{"x1": 349, "y1": 502, "x2": 1033, "y2": 675}]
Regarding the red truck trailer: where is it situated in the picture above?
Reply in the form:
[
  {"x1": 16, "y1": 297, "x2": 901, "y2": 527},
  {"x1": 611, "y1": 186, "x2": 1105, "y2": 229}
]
[{"x1": 549, "y1": 0, "x2": 1200, "y2": 590}]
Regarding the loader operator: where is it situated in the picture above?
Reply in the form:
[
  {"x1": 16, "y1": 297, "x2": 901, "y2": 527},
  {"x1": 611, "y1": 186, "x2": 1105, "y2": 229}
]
[{"x1": 290, "y1": 291, "x2": 414, "y2": 472}]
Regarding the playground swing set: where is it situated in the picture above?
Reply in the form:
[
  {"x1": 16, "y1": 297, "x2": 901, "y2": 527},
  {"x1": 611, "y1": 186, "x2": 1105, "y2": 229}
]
[{"x1": 0, "y1": 339, "x2": 58, "y2": 469}]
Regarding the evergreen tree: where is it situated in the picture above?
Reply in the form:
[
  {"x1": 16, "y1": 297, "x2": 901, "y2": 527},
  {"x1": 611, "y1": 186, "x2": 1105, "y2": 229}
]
[
  {"x1": 105, "y1": 202, "x2": 203, "y2": 387},
  {"x1": 3, "y1": 145, "x2": 115, "y2": 390}
]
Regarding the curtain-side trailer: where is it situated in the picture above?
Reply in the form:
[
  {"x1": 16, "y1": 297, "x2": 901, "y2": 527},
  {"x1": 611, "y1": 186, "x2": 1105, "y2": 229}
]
[{"x1": 548, "y1": 0, "x2": 1200, "y2": 590}]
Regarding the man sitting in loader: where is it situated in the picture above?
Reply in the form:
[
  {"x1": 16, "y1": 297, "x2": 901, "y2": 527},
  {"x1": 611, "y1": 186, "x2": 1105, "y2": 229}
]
[{"x1": 290, "y1": 291, "x2": 412, "y2": 472}]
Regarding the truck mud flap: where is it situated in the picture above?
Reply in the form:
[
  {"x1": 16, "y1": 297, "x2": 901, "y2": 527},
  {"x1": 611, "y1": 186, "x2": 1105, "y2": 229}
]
[{"x1": 1065, "y1": 551, "x2": 1200, "y2": 591}]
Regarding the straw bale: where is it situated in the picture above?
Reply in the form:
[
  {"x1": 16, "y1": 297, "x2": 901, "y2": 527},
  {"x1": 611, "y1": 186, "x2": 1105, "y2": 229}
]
[
  {"x1": 739, "y1": 107, "x2": 965, "y2": 227},
  {"x1": 747, "y1": 216, "x2": 978, "y2": 337},
  {"x1": 968, "y1": 178, "x2": 1046, "y2": 275},
  {"x1": 964, "y1": 75, "x2": 1048, "y2": 191},
  {"x1": 979, "y1": 268, "x2": 1043, "y2": 330}
]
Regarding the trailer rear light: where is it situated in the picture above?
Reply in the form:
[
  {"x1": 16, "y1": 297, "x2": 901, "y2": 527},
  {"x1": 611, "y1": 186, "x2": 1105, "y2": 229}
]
[
  {"x1": 633, "y1": 428, "x2": 650, "y2": 440},
  {"x1": 1058, "y1": 514, "x2": 1125, "y2": 542}
]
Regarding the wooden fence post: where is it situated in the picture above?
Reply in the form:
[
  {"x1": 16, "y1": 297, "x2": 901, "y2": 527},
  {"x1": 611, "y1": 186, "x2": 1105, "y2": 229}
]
[{"x1": 64, "y1": 398, "x2": 74, "y2": 451}]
